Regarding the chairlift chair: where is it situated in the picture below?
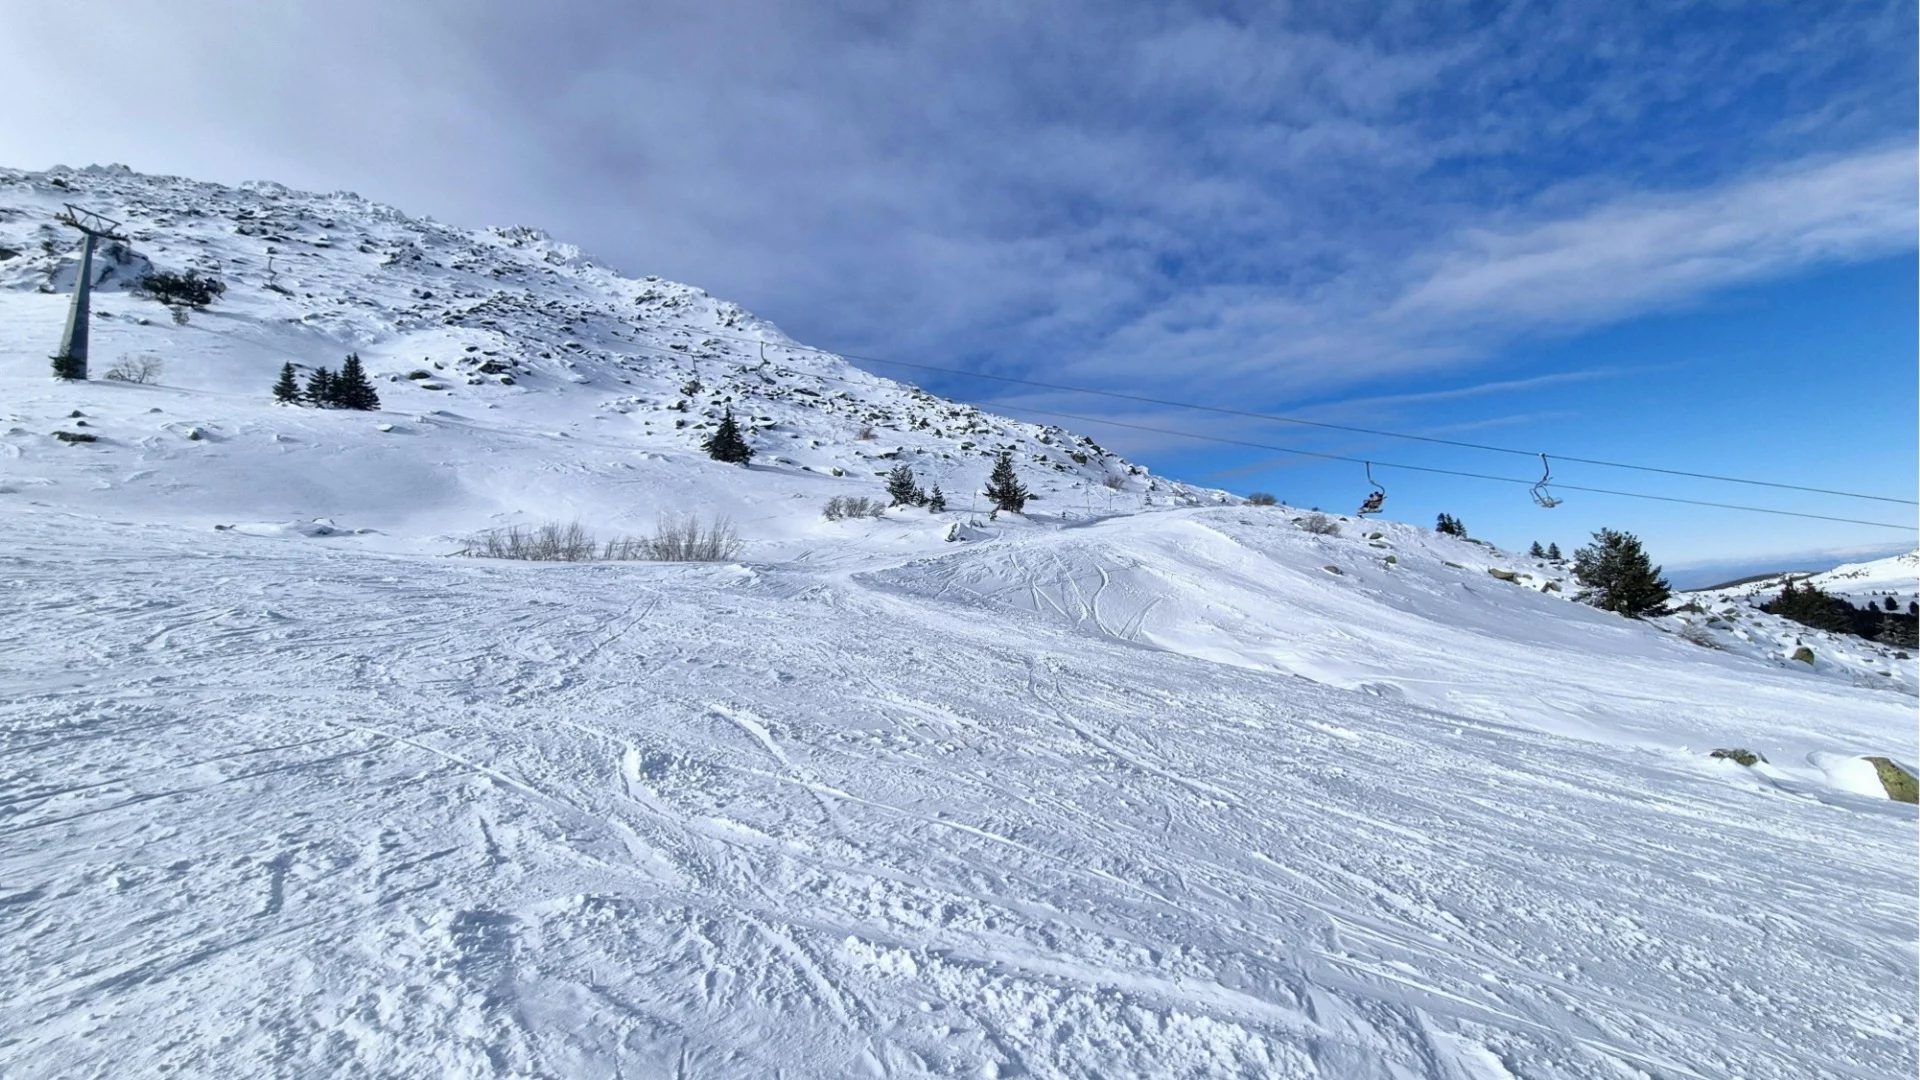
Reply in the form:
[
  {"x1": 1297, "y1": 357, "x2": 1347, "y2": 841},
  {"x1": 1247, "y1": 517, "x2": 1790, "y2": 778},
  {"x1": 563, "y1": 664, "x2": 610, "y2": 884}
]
[
  {"x1": 1356, "y1": 462, "x2": 1386, "y2": 516},
  {"x1": 1531, "y1": 453, "x2": 1563, "y2": 508}
]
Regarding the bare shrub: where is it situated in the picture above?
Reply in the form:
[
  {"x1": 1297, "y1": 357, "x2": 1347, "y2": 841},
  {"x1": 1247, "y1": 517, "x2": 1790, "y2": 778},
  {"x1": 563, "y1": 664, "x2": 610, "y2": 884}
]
[
  {"x1": 857, "y1": 424, "x2": 877, "y2": 440},
  {"x1": 1247, "y1": 491, "x2": 1277, "y2": 506},
  {"x1": 1101, "y1": 475, "x2": 1125, "y2": 491},
  {"x1": 637, "y1": 515, "x2": 742, "y2": 561},
  {"x1": 822, "y1": 495, "x2": 886, "y2": 521},
  {"x1": 461, "y1": 517, "x2": 741, "y2": 562},
  {"x1": 1678, "y1": 622, "x2": 1721, "y2": 650},
  {"x1": 461, "y1": 522, "x2": 598, "y2": 561},
  {"x1": 1300, "y1": 512, "x2": 1340, "y2": 535},
  {"x1": 104, "y1": 354, "x2": 164, "y2": 384}
]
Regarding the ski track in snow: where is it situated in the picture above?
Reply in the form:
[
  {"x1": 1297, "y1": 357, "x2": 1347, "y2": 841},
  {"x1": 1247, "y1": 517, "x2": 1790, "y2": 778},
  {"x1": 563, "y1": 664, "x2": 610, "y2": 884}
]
[
  {"x1": 0, "y1": 165, "x2": 1914, "y2": 1077},
  {"x1": 2, "y1": 513, "x2": 1913, "y2": 1079}
]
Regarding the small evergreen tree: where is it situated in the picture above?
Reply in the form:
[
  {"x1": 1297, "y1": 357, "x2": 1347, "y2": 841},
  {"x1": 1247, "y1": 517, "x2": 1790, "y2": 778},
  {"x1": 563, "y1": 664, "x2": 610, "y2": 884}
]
[
  {"x1": 333, "y1": 353, "x2": 380, "y2": 411},
  {"x1": 1528, "y1": 541, "x2": 1547, "y2": 558},
  {"x1": 272, "y1": 362, "x2": 302, "y2": 404},
  {"x1": 926, "y1": 485, "x2": 947, "y2": 512},
  {"x1": 984, "y1": 451, "x2": 1029, "y2": 514},
  {"x1": 1885, "y1": 595, "x2": 1900, "y2": 612},
  {"x1": 702, "y1": 407, "x2": 753, "y2": 464},
  {"x1": 305, "y1": 366, "x2": 336, "y2": 407},
  {"x1": 1547, "y1": 542, "x2": 1563, "y2": 560},
  {"x1": 885, "y1": 464, "x2": 926, "y2": 506},
  {"x1": 1572, "y1": 528, "x2": 1672, "y2": 618}
]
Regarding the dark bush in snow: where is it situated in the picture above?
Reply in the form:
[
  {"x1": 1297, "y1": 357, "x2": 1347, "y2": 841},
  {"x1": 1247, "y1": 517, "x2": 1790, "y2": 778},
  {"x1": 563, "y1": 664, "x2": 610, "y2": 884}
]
[{"x1": 137, "y1": 270, "x2": 225, "y2": 308}]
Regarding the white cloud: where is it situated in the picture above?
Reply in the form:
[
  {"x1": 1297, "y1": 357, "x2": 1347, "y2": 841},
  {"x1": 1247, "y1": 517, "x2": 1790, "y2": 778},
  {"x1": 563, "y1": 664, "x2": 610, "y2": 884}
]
[{"x1": 1386, "y1": 144, "x2": 1918, "y2": 333}]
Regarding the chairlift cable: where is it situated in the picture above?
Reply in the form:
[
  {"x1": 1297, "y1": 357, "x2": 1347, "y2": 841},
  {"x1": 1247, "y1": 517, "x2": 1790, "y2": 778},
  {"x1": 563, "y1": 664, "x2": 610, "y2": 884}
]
[{"x1": 690, "y1": 329, "x2": 1917, "y2": 506}]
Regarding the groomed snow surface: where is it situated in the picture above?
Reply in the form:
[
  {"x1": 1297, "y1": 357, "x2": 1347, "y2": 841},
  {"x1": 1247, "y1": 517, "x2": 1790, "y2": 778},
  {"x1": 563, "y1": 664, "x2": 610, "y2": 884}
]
[
  {"x1": 4, "y1": 509, "x2": 1915, "y2": 1079},
  {"x1": 2, "y1": 165, "x2": 1917, "y2": 1078}
]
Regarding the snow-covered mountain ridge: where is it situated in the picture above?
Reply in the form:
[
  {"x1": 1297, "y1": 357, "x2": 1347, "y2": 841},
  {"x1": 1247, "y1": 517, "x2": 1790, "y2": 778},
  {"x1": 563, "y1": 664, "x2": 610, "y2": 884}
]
[
  {"x1": 2, "y1": 165, "x2": 1914, "y2": 1079},
  {"x1": 1687, "y1": 549, "x2": 1920, "y2": 611},
  {"x1": 0, "y1": 163, "x2": 1213, "y2": 549}
]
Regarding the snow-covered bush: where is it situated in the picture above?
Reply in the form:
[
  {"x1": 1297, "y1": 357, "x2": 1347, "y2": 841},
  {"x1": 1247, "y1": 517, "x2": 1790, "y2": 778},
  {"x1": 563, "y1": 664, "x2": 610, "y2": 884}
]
[
  {"x1": 1300, "y1": 512, "x2": 1339, "y2": 535},
  {"x1": 461, "y1": 522, "x2": 599, "y2": 561},
  {"x1": 104, "y1": 354, "x2": 163, "y2": 384},
  {"x1": 631, "y1": 515, "x2": 741, "y2": 562},
  {"x1": 1246, "y1": 492, "x2": 1277, "y2": 506},
  {"x1": 823, "y1": 495, "x2": 885, "y2": 520},
  {"x1": 1678, "y1": 622, "x2": 1721, "y2": 649}
]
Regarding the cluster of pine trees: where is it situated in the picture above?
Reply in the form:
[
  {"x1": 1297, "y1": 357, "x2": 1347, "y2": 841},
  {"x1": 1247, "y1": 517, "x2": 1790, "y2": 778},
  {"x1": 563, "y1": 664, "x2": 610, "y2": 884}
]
[
  {"x1": 273, "y1": 354, "x2": 379, "y2": 411},
  {"x1": 1434, "y1": 513, "x2": 1468, "y2": 538},
  {"x1": 1763, "y1": 579, "x2": 1919, "y2": 646},
  {"x1": 885, "y1": 465, "x2": 947, "y2": 511},
  {"x1": 1527, "y1": 540, "x2": 1564, "y2": 559}
]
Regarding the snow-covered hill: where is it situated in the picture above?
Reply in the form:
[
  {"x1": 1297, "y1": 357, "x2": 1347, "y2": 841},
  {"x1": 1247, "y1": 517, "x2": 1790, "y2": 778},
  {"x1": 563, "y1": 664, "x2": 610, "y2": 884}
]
[
  {"x1": 1, "y1": 164, "x2": 1215, "y2": 552},
  {"x1": 1690, "y1": 549, "x2": 1920, "y2": 611},
  {"x1": 2, "y1": 165, "x2": 1914, "y2": 1079}
]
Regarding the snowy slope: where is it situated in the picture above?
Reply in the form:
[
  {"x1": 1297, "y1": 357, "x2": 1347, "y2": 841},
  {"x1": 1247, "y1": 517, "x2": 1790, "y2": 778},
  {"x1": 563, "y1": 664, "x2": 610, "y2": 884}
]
[
  {"x1": 0, "y1": 164, "x2": 1214, "y2": 553},
  {"x1": 2, "y1": 165, "x2": 1916, "y2": 1080},
  {"x1": 1689, "y1": 550, "x2": 1920, "y2": 611}
]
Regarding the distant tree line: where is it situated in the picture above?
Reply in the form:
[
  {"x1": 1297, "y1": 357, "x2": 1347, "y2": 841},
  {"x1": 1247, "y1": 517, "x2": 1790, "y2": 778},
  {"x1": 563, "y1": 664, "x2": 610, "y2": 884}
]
[{"x1": 1764, "y1": 579, "x2": 1918, "y2": 647}]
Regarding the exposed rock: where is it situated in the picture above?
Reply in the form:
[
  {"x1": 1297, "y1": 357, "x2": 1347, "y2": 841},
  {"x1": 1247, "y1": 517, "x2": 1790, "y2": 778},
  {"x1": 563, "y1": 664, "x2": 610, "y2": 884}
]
[
  {"x1": 1790, "y1": 646, "x2": 1815, "y2": 664},
  {"x1": 1710, "y1": 748, "x2": 1765, "y2": 767},
  {"x1": 1865, "y1": 757, "x2": 1918, "y2": 804}
]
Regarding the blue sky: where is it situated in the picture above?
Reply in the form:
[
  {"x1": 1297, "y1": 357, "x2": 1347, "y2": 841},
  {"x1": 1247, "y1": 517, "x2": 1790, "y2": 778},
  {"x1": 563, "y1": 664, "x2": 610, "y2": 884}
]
[{"x1": 2, "y1": 0, "x2": 1914, "y2": 572}]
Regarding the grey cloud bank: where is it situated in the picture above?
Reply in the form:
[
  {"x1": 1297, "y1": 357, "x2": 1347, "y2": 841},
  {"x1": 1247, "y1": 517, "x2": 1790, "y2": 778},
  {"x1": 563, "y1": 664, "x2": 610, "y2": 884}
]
[{"x1": 1, "y1": 0, "x2": 1912, "y2": 408}]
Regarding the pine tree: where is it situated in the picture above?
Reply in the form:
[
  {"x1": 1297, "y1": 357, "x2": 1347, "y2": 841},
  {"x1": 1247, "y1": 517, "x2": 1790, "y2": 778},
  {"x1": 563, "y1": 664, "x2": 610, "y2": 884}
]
[
  {"x1": 984, "y1": 451, "x2": 1029, "y2": 514},
  {"x1": 926, "y1": 486, "x2": 947, "y2": 512},
  {"x1": 1572, "y1": 528, "x2": 1672, "y2": 618},
  {"x1": 305, "y1": 366, "x2": 335, "y2": 407},
  {"x1": 885, "y1": 464, "x2": 925, "y2": 506},
  {"x1": 272, "y1": 362, "x2": 301, "y2": 404},
  {"x1": 1528, "y1": 540, "x2": 1547, "y2": 558},
  {"x1": 702, "y1": 407, "x2": 753, "y2": 464},
  {"x1": 334, "y1": 353, "x2": 380, "y2": 411},
  {"x1": 1435, "y1": 513, "x2": 1467, "y2": 538},
  {"x1": 51, "y1": 352, "x2": 87, "y2": 381},
  {"x1": 1547, "y1": 542, "x2": 1563, "y2": 560}
]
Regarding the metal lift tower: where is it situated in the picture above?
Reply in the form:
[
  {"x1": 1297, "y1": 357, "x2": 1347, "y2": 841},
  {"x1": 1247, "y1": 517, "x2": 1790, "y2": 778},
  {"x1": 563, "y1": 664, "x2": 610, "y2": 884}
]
[{"x1": 50, "y1": 204, "x2": 129, "y2": 380}]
